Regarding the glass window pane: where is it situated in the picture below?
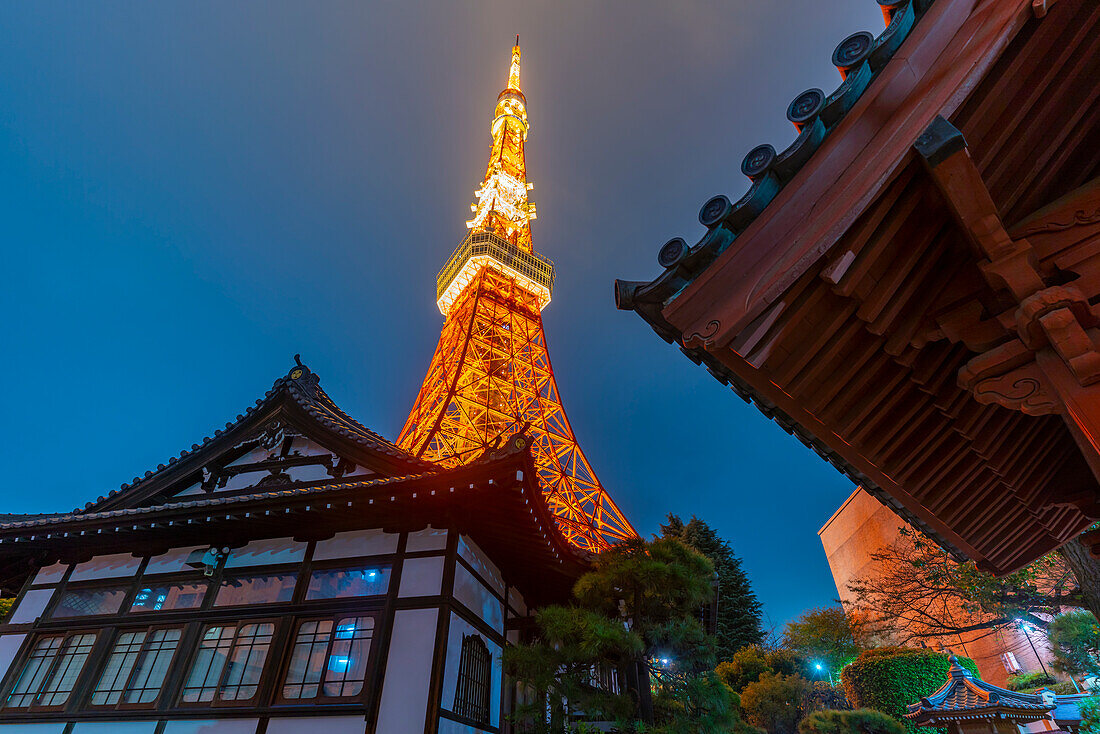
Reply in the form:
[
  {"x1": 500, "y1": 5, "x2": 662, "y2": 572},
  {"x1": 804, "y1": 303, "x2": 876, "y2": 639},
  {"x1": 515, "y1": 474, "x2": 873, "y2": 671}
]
[
  {"x1": 218, "y1": 623, "x2": 273, "y2": 701},
  {"x1": 91, "y1": 631, "x2": 146, "y2": 705},
  {"x1": 123, "y1": 628, "x2": 181, "y2": 704},
  {"x1": 52, "y1": 588, "x2": 127, "y2": 618},
  {"x1": 323, "y1": 617, "x2": 373, "y2": 698},
  {"x1": 131, "y1": 583, "x2": 207, "y2": 613},
  {"x1": 181, "y1": 626, "x2": 235, "y2": 703},
  {"x1": 181, "y1": 622, "x2": 274, "y2": 704},
  {"x1": 306, "y1": 567, "x2": 389, "y2": 601},
  {"x1": 214, "y1": 574, "x2": 296, "y2": 607},
  {"x1": 282, "y1": 620, "x2": 332, "y2": 700},
  {"x1": 5, "y1": 636, "x2": 63, "y2": 708},
  {"x1": 38, "y1": 633, "x2": 97, "y2": 707},
  {"x1": 281, "y1": 617, "x2": 373, "y2": 700}
]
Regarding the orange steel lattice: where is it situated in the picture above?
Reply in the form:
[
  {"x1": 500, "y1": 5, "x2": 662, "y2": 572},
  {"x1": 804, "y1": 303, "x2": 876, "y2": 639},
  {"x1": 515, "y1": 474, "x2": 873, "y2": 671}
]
[{"x1": 398, "y1": 40, "x2": 635, "y2": 552}]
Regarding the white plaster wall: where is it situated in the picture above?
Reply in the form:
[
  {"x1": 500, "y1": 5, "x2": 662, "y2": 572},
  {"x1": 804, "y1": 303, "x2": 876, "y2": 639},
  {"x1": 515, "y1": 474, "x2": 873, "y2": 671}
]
[
  {"x1": 284, "y1": 464, "x2": 332, "y2": 483},
  {"x1": 399, "y1": 556, "x2": 444, "y2": 598},
  {"x1": 224, "y1": 538, "x2": 306, "y2": 568},
  {"x1": 69, "y1": 553, "x2": 141, "y2": 582},
  {"x1": 313, "y1": 529, "x2": 398, "y2": 560},
  {"x1": 453, "y1": 565, "x2": 504, "y2": 633},
  {"x1": 406, "y1": 527, "x2": 448, "y2": 552},
  {"x1": 143, "y1": 545, "x2": 206, "y2": 576},
  {"x1": 0, "y1": 635, "x2": 27, "y2": 680},
  {"x1": 508, "y1": 587, "x2": 527, "y2": 617},
  {"x1": 266, "y1": 716, "x2": 366, "y2": 733},
  {"x1": 458, "y1": 536, "x2": 504, "y2": 595},
  {"x1": 70, "y1": 722, "x2": 157, "y2": 733},
  {"x1": 9, "y1": 590, "x2": 53, "y2": 624},
  {"x1": 161, "y1": 720, "x2": 259, "y2": 734},
  {"x1": 375, "y1": 608, "x2": 439, "y2": 734},
  {"x1": 31, "y1": 563, "x2": 67, "y2": 586},
  {"x1": 437, "y1": 719, "x2": 490, "y2": 734}
]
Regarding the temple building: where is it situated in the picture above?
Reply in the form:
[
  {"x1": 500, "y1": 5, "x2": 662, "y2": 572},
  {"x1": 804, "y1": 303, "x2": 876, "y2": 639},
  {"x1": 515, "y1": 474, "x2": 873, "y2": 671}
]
[
  {"x1": 906, "y1": 656, "x2": 1086, "y2": 734},
  {"x1": 618, "y1": 0, "x2": 1100, "y2": 573},
  {"x1": 0, "y1": 41, "x2": 629, "y2": 734}
]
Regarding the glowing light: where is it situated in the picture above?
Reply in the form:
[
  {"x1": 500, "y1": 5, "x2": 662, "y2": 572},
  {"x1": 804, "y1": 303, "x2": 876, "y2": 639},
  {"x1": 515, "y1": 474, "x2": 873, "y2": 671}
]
[{"x1": 398, "y1": 40, "x2": 635, "y2": 553}]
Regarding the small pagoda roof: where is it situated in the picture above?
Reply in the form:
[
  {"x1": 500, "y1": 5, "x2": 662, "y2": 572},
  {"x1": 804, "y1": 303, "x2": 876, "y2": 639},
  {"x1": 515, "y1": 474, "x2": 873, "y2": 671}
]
[{"x1": 906, "y1": 657, "x2": 1053, "y2": 725}]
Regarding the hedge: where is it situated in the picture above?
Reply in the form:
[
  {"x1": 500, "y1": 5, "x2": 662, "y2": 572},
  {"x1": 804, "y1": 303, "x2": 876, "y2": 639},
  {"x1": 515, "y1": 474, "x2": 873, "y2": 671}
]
[
  {"x1": 840, "y1": 648, "x2": 979, "y2": 734},
  {"x1": 799, "y1": 708, "x2": 905, "y2": 734}
]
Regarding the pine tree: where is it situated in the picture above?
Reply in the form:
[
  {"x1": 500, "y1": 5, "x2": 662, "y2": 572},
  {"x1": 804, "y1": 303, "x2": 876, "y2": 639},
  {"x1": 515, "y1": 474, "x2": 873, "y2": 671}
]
[{"x1": 662, "y1": 514, "x2": 764, "y2": 660}]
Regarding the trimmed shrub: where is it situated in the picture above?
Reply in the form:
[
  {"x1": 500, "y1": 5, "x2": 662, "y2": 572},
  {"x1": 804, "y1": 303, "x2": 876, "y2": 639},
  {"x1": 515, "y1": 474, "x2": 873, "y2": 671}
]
[
  {"x1": 840, "y1": 648, "x2": 979, "y2": 734},
  {"x1": 740, "y1": 672, "x2": 812, "y2": 734},
  {"x1": 1007, "y1": 671, "x2": 1057, "y2": 691},
  {"x1": 717, "y1": 645, "x2": 806, "y2": 692},
  {"x1": 799, "y1": 708, "x2": 906, "y2": 734}
]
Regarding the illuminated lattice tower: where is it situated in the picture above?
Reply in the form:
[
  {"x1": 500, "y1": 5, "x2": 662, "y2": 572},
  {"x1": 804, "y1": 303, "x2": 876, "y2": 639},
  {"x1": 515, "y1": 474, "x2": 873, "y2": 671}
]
[{"x1": 399, "y1": 39, "x2": 635, "y2": 552}]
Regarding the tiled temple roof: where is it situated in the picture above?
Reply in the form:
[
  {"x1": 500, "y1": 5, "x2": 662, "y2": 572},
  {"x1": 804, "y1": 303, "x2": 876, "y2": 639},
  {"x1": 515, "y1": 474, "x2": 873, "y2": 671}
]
[
  {"x1": 75, "y1": 356, "x2": 434, "y2": 515},
  {"x1": 614, "y1": 0, "x2": 965, "y2": 560},
  {"x1": 906, "y1": 657, "x2": 1053, "y2": 723},
  {"x1": 0, "y1": 472, "x2": 430, "y2": 533},
  {"x1": 617, "y1": 0, "x2": 934, "y2": 326}
]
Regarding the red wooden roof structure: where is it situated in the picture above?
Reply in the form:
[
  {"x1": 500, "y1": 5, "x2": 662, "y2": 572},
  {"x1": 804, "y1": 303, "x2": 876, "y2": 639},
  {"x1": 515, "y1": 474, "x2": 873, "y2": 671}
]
[{"x1": 618, "y1": 0, "x2": 1100, "y2": 573}]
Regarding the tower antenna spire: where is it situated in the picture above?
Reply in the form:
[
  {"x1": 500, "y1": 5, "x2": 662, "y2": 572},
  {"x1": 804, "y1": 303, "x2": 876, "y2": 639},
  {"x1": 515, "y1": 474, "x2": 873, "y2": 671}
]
[{"x1": 399, "y1": 43, "x2": 636, "y2": 552}]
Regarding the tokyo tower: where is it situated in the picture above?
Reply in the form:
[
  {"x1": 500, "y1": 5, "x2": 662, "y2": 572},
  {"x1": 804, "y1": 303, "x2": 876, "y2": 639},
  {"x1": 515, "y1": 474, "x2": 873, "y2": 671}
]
[{"x1": 398, "y1": 39, "x2": 635, "y2": 552}]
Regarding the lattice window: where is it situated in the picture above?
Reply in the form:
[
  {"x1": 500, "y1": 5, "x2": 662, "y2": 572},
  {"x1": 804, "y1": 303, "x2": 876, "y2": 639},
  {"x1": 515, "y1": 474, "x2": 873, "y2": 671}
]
[
  {"x1": 90, "y1": 627, "x2": 181, "y2": 706},
  {"x1": 453, "y1": 634, "x2": 491, "y2": 725},
  {"x1": 181, "y1": 621, "x2": 274, "y2": 703},
  {"x1": 3, "y1": 632, "x2": 97, "y2": 709},
  {"x1": 281, "y1": 616, "x2": 374, "y2": 700}
]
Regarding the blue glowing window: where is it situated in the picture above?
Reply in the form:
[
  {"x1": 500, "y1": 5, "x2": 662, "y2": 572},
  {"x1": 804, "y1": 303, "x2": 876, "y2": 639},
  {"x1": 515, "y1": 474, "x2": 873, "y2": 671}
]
[
  {"x1": 282, "y1": 616, "x2": 375, "y2": 699},
  {"x1": 306, "y1": 567, "x2": 390, "y2": 601},
  {"x1": 130, "y1": 583, "x2": 206, "y2": 613}
]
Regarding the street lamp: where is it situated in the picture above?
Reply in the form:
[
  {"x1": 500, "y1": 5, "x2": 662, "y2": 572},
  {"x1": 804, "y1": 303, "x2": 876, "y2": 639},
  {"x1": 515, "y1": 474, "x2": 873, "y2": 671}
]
[
  {"x1": 1017, "y1": 618, "x2": 1050, "y2": 677},
  {"x1": 814, "y1": 661, "x2": 835, "y2": 686}
]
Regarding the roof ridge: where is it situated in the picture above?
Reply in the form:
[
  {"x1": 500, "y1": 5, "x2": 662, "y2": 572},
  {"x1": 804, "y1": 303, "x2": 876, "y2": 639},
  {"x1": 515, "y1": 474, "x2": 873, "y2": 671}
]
[{"x1": 74, "y1": 356, "x2": 434, "y2": 515}]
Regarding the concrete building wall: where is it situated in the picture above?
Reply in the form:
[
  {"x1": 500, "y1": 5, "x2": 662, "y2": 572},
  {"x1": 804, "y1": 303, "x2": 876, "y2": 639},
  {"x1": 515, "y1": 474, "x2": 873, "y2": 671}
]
[{"x1": 819, "y1": 489, "x2": 1057, "y2": 688}]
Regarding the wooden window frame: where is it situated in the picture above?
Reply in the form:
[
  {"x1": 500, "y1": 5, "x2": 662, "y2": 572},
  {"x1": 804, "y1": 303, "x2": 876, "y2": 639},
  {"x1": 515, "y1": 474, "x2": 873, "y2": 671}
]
[
  {"x1": 301, "y1": 561, "x2": 393, "y2": 604},
  {"x1": 84, "y1": 624, "x2": 185, "y2": 712},
  {"x1": 176, "y1": 617, "x2": 280, "y2": 709},
  {"x1": 452, "y1": 633, "x2": 492, "y2": 726},
  {"x1": 272, "y1": 611, "x2": 382, "y2": 706},
  {"x1": 210, "y1": 567, "x2": 300, "y2": 610},
  {"x1": 1, "y1": 629, "x2": 99, "y2": 713},
  {"x1": 46, "y1": 581, "x2": 132, "y2": 621}
]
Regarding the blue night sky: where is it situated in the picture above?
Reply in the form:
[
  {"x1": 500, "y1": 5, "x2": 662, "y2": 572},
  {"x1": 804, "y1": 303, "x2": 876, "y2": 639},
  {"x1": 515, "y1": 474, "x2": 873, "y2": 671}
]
[{"x1": 0, "y1": 2, "x2": 886, "y2": 628}]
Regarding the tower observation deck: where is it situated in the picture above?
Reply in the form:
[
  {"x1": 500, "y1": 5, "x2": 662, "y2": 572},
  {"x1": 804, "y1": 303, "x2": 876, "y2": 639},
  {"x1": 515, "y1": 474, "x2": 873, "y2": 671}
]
[{"x1": 398, "y1": 39, "x2": 635, "y2": 552}]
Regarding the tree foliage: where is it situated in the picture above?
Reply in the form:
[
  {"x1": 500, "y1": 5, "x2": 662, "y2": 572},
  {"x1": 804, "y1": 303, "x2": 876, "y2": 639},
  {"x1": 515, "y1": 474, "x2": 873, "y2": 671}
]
[
  {"x1": 503, "y1": 537, "x2": 751, "y2": 733},
  {"x1": 0, "y1": 598, "x2": 12, "y2": 622},
  {"x1": 848, "y1": 527, "x2": 1080, "y2": 643},
  {"x1": 783, "y1": 606, "x2": 863, "y2": 672},
  {"x1": 840, "y1": 648, "x2": 979, "y2": 734},
  {"x1": 798, "y1": 709, "x2": 905, "y2": 734},
  {"x1": 739, "y1": 672, "x2": 812, "y2": 734},
  {"x1": 1080, "y1": 696, "x2": 1100, "y2": 734},
  {"x1": 1047, "y1": 609, "x2": 1100, "y2": 679},
  {"x1": 716, "y1": 645, "x2": 806, "y2": 693},
  {"x1": 661, "y1": 514, "x2": 764, "y2": 659}
]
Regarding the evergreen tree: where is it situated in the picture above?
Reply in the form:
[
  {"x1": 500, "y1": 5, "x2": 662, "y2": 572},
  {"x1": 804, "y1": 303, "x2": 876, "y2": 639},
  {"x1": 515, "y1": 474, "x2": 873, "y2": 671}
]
[
  {"x1": 503, "y1": 537, "x2": 756, "y2": 732},
  {"x1": 662, "y1": 514, "x2": 764, "y2": 659}
]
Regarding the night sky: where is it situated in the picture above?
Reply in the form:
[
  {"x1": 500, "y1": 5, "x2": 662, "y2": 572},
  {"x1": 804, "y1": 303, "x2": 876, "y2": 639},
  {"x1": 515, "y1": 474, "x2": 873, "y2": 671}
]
[{"x1": 0, "y1": 2, "x2": 887, "y2": 628}]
